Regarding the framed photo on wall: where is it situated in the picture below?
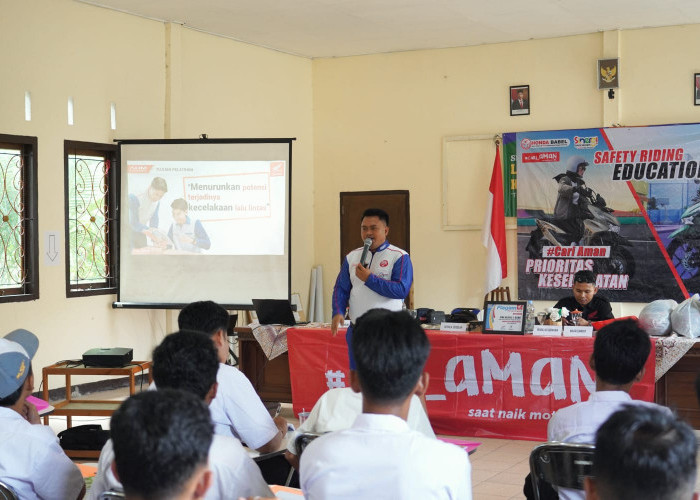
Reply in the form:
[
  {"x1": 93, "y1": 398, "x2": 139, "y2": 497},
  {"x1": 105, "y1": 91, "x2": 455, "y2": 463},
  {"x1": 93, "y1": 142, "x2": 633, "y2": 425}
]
[
  {"x1": 483, "y1": 301, "x2": 527, "y2": 335},
  {"x1": 510, "y1": 85, "x2": 530, "y2": 116},
  {"x1": 694, "y1": 73, "x2": 700, "y2": 106},
  {"x1": 597, "y1": 58, "x2": 619, "y2": 89}
]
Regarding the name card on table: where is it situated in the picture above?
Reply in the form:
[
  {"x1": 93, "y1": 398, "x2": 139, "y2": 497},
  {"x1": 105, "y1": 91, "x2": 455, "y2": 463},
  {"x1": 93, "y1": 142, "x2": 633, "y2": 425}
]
[
  {"x1": 440, "y1": 322, "x2": 468, "y2": 332},
  {"x1": 533, "y1": 325, "x2": 562, "y2": 336},
  {"x1": 563, "y1": 326, "x2": 593, "y2": 337}
]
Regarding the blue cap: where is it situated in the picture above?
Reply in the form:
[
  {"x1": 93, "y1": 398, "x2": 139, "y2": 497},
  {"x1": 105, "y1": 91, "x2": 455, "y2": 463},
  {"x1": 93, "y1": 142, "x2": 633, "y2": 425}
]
[{"x1": 0, "y1": 329, "x2": 39, "y2": 399}]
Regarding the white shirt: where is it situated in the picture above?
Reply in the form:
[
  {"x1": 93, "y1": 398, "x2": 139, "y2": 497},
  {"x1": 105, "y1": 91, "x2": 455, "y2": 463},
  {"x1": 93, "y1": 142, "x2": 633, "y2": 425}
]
[
  {"x1": 87, "y1": 435, "x2": 272, "y2": 500},
  {"x1": 0, "y1": 406, "x2": 84, "y2": 500},
  {"x1": 547, "y1": 391, "x2": 668, "y2": 500},
  {"x1": 208, "y1": 363, "x2": 279, "y2": 450},
  {"x1": 288, "y1": 388, "x2": 435, "y2": 454},
  {"x1": 300, "y1": 413, "x2": 471, "y2": 500}
]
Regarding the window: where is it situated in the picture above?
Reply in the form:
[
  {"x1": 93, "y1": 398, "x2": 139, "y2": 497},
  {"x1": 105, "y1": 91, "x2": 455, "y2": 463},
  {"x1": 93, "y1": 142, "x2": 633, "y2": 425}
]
[
  {"x1": 64, "y1": 141, "x2": 118, "y2": 296},
  {"x1": 0, "y1": 134, "x2": 38, "y2": 302}
]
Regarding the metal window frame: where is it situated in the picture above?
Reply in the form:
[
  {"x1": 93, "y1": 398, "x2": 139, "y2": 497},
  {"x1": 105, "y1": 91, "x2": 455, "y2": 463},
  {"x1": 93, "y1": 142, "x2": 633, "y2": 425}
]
[
  {"x1": 64, "y1": 140, "x2": 118, "y2": 297},
  {"x1": 0, "y1": 134, "x2": 39, "y2": 303}
]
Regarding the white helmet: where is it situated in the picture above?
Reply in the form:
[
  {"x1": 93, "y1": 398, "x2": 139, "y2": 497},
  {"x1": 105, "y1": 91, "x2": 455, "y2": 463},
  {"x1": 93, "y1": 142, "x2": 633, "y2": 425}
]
[{"x1": 566, "y1": 155, "x2": 588, "y2": 173}]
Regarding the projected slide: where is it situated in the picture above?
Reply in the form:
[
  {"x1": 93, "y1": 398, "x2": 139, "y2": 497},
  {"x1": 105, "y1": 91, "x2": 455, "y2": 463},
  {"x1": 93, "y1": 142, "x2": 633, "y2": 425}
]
[{"x1": 127, "y1": 160, "x2": 286, "y2": 255}]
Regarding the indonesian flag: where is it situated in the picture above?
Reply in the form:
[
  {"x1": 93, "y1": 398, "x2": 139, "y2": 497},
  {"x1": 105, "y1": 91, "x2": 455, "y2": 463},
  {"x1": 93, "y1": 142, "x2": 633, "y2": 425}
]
[{"x1": 482, "y1": 147, "x2": 507, "y2": 294}]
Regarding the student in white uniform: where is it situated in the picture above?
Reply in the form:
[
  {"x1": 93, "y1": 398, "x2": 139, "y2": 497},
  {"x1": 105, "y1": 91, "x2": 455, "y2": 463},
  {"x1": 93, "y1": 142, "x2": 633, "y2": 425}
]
[
  {"x1": 0, "y1": 329, "x2": 85, "y2": 500},
  {"x1": 286, "y1": 386, "x2": 435, "y2": 461},
  {"x1": 88, "y1": 331, "x2": 272, "y2": 500},
  {"x1": 300, "y1": 309, "x2": 472, "y2": 500},
  {"x1": 110, "y1": 389, "x2": 213, "y2": 499},
  {"x1": 524, "y1": 319, "x2": 668, "y2": 500},
  {"x1": 585, "y1": 405, "x2": 698, "y2": 500},
  {"x1": 178, "y1": 300, "x2": 288, "y2": 453}
]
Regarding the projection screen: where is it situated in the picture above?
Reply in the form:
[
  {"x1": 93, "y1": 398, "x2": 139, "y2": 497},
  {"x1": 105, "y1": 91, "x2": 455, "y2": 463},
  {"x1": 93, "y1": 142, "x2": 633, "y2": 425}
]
[{"x1": 117, "y1": 138, "x2": 293, "y2": 308}]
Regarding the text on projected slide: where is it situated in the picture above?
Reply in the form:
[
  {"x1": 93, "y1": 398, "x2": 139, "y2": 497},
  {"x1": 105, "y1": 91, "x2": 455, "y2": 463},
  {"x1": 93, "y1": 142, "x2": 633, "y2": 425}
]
[{"x1": 127, "y1": 160, "x2": 286, "y2": 256}]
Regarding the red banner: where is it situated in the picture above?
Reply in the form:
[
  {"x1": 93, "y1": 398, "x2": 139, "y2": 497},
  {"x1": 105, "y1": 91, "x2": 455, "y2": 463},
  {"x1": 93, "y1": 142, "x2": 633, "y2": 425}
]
[{"x1": 287, "y1": 328, "x2": 656, "y2": 441}]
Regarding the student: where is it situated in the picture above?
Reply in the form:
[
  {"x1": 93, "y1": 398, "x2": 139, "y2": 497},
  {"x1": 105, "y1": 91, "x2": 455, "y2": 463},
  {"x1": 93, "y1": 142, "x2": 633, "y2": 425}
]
[
  {"x1": 300, "y1": 309, "x2": 472, "y2": 499},
  {"x1": 553, "y1": 270, "x2": 613, "y2": 325},
  {"x1": 178, "y1": 300, "x2": 287, "y2": 453},
  {"x1": 89, "y1": 331, "x2": 272, "y2": 499},
  {"x1": 110, "y1": 389, "x2": 213, "y2": 500},
  {"x1": 285, "y1": 386, "x2": 435, "y2": 469},
  {"x1": 584, "y1": 405, "x2": 698, "y2": 500},
  {"x1": 167, "y1": 198, "x2": 211, "y2": 253},
  {"x1": 0, "y1": 329, "x2": 85, "y2": 500},
  {"x1": 528, "y1": 319, "x2": 667, "y2": 500}
]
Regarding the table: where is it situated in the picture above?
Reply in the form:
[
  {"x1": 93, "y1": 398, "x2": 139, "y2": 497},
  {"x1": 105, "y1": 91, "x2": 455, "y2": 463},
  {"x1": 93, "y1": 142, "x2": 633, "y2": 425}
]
[
  {"x1": 287, "y1": 327, "x2": 657, "y2": 441},
  {"x1": 655, "y1": 341, "x2": 700, "y2": 427},
  {"x1": 42, "y1": 361, "x2": 152, "y2": 435},
  {"x1": 236, "y1": 327, "x2": 292, "y2": 402}
]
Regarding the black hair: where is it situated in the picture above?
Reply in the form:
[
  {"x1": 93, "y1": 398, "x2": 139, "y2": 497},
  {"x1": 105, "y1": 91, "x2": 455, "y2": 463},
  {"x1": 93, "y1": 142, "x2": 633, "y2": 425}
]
[
  {"x1": 152, "y1": 331, "x2": 219, "y2": 401},
  {"x1": 361, "y1": 208, "x2": 389, "y2": 226},
  {"x1": 573, "y1": 270, "x2": 596, "y2": 285},
  {"x1": 111, "y1": 389, "x2": 213, "y2": 500},
  {"x1": 150, "y1": 176, "x2": 168, "y2": 192},
  {"x1": 0, "y1": 365, "x2": 32, "y2": 408},
  {"x1": 178, "y1": 300, "x2": 230, "y2": 337},
  {"x1": 593, "y1": 319, "x2": 650, "y2": 385},
  {"x1": 171, "y1": 198, "x2": 188, "y2": 211},
  {"x1": 352, "y1": 309, "x2": 430, "y2": 404},
  {"x1": 592, "y1": 405, "x2": 697, "y2": 500}
]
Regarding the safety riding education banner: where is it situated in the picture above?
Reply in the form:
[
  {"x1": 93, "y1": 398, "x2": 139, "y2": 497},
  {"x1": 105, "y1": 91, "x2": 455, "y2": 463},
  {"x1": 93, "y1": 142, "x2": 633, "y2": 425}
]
[{"x1": 513, "y1": 123, "x2": 700, "y2": 302}]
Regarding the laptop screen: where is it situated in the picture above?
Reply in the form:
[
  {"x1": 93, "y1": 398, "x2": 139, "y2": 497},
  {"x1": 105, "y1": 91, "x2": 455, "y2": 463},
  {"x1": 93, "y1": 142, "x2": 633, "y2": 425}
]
[{"x1": 252, "y1": 299, "x2": 296, "y2": 326}]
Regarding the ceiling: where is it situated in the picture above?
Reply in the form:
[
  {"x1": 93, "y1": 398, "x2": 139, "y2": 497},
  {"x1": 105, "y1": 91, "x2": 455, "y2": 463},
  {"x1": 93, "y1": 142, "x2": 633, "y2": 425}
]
[{"x1": 78, "y1": 0, "x2": 700, "y2": 59}]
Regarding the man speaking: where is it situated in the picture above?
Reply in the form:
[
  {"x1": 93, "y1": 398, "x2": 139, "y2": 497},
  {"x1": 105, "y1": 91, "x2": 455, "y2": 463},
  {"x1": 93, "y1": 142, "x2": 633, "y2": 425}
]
[{"x1": 331, "y1": 208, "x2": 413, "y2": 368}]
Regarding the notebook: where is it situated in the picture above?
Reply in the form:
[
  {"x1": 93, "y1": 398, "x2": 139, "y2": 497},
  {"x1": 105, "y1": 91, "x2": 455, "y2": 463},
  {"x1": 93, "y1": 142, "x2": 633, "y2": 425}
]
[{"x1": 252, "y1": 299, "x2": 299, "y2": 326}]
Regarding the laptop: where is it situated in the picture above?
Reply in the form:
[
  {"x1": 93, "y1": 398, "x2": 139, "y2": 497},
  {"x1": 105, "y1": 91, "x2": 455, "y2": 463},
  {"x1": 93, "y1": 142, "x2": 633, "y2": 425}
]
[{"x1": 252, "y1": 299, "x2": 302, "y2": 326}]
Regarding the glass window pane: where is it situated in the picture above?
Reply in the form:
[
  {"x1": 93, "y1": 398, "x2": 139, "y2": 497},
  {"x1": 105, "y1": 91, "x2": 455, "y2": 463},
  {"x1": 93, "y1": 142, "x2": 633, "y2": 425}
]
[{"x1": 0, "y1": 147, "x2": 25, "y2": 290}]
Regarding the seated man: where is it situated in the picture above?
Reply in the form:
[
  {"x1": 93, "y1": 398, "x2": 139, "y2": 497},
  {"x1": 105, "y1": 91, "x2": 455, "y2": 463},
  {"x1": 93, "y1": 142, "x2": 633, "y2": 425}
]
[
  {"x1": 178, "y1": 300, "x2": 287, "y2": 453},
  {"x1": 300, "y1": 309, "x2": 472, "y2": 499},
  {"x1": 89, "y1": 331, "x2": 272, "y2": 499},
  {"x1": 286, "y1": 386, "x2": 435, "y2": 467},
  {"x1": 110, "y1": 389, "x2": 213, "y2": 499},
  {"x1": 554, "y1": 270, "x2": 613, "y2": 326},
  {"x1": 0, "y1": 329, "x2": 85, "y2": 499},
  {"x1": 526, "y1": 318, "x2": 667, "y2": 500},
  {"x1": 584, "y1": 405, "x2": 698, "y2": 500}
]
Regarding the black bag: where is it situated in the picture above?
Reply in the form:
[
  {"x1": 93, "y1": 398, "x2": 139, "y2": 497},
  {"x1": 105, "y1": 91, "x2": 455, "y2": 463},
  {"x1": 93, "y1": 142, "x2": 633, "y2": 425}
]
[
  {"x1": 415, "y1": 308, "x2": 434, "y2": 324},
  {"x1": 58, "y1": 424, "x2": 110, "y2": 451},
  {"x1": 447, "y1": 308, "x2": 479, "y2": 323}
]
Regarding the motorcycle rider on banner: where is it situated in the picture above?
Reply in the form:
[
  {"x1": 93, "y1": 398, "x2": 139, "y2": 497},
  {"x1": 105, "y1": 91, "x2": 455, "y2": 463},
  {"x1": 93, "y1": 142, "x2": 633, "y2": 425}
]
[{"x1": 553, "y1": 155, "x2": 591, "y2": 244}]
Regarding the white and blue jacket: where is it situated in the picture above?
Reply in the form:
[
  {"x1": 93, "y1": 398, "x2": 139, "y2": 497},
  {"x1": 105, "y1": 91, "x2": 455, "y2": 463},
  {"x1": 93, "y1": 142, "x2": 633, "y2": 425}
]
[{"x1": 332, "y1": 241, "x2": 413, "y2": 322}]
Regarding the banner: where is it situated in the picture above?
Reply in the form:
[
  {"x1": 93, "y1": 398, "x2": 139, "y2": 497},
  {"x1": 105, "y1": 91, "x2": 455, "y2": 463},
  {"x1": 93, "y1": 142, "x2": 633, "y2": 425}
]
[
  {"x1": 287, "y1": 328, "x2": 655, "y2": 440},
  {"x1": 516, "y1": 123, "x2": 700, "y2": 302}
]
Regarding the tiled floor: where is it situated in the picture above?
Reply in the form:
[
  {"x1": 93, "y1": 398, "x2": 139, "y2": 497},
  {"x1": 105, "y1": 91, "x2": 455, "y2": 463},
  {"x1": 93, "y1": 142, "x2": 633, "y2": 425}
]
[{"x1": 45, "y1": 386, "x2": 700, "y2": 500}]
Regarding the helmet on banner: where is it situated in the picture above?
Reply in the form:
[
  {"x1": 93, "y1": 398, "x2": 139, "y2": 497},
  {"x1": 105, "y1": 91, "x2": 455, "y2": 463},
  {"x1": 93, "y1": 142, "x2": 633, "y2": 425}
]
[{"x1": 566, "y1": 155, "x2": 589, "y2": 174}]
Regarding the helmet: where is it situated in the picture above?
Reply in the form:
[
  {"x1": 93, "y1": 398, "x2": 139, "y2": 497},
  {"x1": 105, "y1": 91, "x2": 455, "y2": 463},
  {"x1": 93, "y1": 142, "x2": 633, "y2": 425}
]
[{"x1": 566, "y1": 155, "x2": 589, "y2": 173}]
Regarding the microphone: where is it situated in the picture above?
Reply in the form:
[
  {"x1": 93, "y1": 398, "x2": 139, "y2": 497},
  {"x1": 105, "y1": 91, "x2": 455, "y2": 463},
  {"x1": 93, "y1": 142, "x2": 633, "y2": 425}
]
[{"x1": 360, "y1": 238, "x2": 372, "y2": 267}]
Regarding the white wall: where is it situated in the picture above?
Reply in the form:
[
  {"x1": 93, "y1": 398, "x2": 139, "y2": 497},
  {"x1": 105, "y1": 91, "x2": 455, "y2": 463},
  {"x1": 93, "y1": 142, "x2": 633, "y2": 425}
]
[{"x1": 0, "y1": 0, "x2": 313, "y2": 375}]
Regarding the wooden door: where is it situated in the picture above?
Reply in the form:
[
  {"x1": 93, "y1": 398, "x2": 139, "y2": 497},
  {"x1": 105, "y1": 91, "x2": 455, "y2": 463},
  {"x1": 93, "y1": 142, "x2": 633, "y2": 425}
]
[{"x1": 339, "y1": 190, "x2": 411, "y2": 307}]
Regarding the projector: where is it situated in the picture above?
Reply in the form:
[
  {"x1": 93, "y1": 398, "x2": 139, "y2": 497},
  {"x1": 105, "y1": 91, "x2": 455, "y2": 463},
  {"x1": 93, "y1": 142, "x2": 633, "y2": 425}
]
[{"x1": 82, "y1": 347, "x2": 133, "y2": 368}]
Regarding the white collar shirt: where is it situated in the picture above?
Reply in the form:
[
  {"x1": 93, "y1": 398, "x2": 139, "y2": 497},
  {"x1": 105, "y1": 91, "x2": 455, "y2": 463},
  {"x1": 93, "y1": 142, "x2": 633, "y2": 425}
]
[
  {"x1": 208, "y1": 363, "x2": 279, "y2": 450},
  {"x1": 547, "y1": 391, "x2": 669, "y2": 500},
  {"x1": 87, "y1": 435, "x2": 272, "y2": 500},
  {"x1": 0, "y1": 406, "x2": 84, "y2": 500},
  {"x1": 300, "y1": 413, "x2": 471, "y2": 500},
  {"x1": 288, "y1": 388, "x2": 435, "y2": 454}
]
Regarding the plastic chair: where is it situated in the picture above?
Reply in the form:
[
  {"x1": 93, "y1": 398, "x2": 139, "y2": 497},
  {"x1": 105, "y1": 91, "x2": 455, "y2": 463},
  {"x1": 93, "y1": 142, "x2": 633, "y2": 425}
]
[
  {"x1": 529, "y1": 442, "x2": 595, "y2": 499},
  {"x1": 0, "y1": 481, "x2": 18, "y2": 500}
]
